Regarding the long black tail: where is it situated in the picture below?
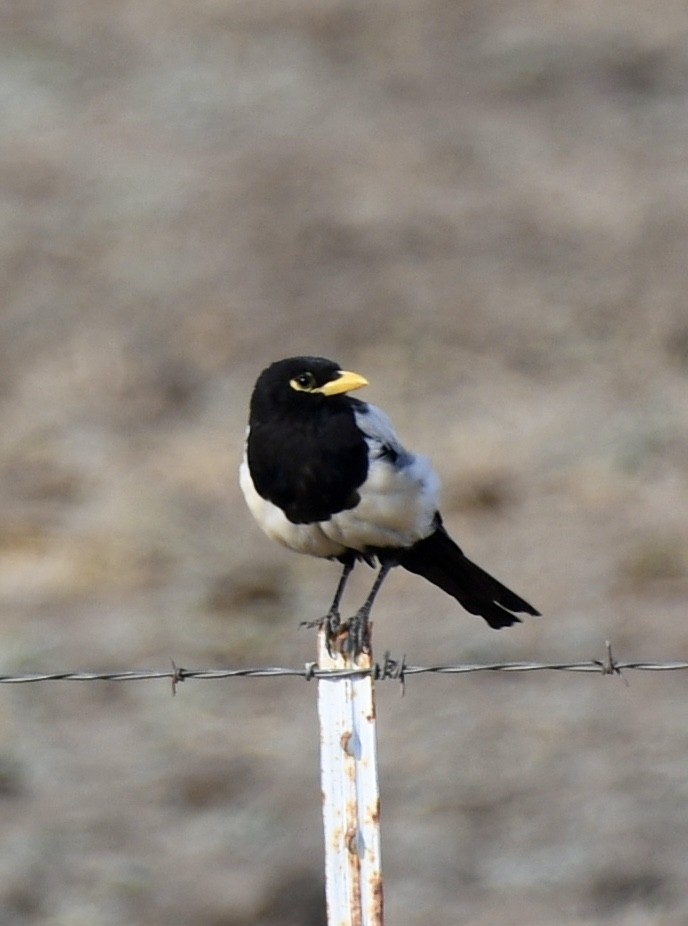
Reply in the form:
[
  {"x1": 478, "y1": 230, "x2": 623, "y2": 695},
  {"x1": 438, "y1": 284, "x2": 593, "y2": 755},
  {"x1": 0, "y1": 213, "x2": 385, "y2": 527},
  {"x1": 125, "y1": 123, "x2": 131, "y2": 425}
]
[{"x1": 398, "y1": 524, "x2": 540, "y2": 629}]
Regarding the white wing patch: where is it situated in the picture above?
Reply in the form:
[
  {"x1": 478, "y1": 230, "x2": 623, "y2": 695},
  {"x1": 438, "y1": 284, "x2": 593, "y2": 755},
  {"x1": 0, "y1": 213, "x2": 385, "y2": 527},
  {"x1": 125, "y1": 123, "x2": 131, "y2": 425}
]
[
  {"x1": 321, "y1": 405, "x2": 440, "y2": 551},
  {"x1": 353, "y1": 403, "x2": 404, "y2": 454}
]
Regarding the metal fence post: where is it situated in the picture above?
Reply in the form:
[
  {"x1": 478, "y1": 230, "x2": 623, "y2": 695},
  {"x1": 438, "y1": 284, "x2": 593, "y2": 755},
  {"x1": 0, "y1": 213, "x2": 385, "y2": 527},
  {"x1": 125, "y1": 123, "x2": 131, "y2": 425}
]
[{"x1": 317, "y1": 629, "x2": 384, "y2": 925}]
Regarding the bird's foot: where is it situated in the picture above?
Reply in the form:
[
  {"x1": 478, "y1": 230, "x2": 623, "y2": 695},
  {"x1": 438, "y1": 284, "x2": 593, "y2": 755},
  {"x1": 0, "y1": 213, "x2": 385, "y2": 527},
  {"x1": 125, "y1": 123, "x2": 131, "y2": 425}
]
[
  {"x1": 338, "y1": 609, "x2": 371, "y2": 657},
  {"x1": 300, "y1": 609, "x2": 341, "y2": 638},
  {"x1": 300, "y1": 609, "x2": 370, "y2": 657}
]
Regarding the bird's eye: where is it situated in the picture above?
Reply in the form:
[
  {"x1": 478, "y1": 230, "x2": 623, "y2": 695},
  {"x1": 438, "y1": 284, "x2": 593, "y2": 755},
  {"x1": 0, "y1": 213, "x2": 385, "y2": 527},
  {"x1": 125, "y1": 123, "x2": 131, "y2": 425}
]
[{"x1": 291, "y1": 371, "x2": 317, "y2": 391}]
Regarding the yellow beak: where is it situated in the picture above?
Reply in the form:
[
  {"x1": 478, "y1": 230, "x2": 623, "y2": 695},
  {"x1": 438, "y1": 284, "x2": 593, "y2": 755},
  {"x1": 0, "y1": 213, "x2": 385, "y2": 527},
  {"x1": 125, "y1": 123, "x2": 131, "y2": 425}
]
[{"x1": 316, "y1": 370, "x2": 369, "y2": 397}]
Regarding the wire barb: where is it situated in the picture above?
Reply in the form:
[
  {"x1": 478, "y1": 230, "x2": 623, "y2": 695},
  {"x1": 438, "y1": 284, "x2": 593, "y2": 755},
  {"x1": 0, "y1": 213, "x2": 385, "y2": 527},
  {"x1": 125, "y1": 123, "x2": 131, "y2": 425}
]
[
  {"x1": 379, "y1": 651, "x2": 407, "y2": 695},
  {"x1": 596, "y1": 640, "x2": 628, "y2": 686},
  {"x1": 170, "y1": 659, "x2": 185, "y2": 696}
]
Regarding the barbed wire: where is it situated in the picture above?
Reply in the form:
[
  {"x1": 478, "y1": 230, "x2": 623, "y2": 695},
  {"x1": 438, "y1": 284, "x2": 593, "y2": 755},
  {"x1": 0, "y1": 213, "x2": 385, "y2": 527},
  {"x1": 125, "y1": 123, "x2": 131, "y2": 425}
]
[{"x1": 0, "y1": 644, "x2": 687, "y2": 693}]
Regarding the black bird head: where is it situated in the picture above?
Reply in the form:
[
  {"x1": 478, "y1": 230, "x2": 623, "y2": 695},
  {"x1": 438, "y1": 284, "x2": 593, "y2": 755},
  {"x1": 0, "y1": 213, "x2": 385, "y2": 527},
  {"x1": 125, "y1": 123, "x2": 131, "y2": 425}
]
[{"x1": 249, "y1": 357, "x2": 369, "y2": 421}]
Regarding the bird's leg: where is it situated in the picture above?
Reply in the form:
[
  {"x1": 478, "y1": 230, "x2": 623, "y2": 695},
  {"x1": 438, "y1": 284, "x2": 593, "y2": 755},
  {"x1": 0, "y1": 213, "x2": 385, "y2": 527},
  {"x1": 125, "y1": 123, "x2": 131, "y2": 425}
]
[
  {"x1": 323, "y1": 559, "x2": 354, "y2": 633},
  {"x1": 345, "y1": 562, "x2": 393, "y2": 655},
  {"x1": 300, "y1": 559, "x2": 354, "y2": 637}
]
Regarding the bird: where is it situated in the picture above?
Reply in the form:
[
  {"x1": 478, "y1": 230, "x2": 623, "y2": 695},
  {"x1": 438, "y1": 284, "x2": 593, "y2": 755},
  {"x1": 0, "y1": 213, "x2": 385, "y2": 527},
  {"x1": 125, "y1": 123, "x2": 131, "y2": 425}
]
[{"x1": 240, "y1": 356, "x2": 540, "y2": 652}]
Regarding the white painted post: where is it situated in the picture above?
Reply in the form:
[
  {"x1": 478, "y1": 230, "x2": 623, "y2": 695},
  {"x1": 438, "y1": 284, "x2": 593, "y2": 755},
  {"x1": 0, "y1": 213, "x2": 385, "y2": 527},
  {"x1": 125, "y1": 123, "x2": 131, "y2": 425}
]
[{"x1": 317, "y1": 629, "x2": 384, "y2": 926}]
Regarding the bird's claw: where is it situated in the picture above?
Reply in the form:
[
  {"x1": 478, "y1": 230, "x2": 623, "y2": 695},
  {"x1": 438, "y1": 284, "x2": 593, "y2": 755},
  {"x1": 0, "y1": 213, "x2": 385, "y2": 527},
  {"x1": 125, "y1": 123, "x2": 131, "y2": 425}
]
[
  {"x1": 300, "y1": 609, "x2": 341, "y2": 636},
  {"x1": 300, "y1": 609, "x2": 370, "y2": 657},
  {"x1": 338, "y1": 610, "x2": 371, "y2": 657}
]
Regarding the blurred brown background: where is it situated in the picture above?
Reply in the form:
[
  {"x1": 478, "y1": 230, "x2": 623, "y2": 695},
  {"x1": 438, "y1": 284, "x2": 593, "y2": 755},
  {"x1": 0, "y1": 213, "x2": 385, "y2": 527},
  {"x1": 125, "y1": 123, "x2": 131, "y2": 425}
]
[{"x1": 1, "y1": 1, "x2": 688, "y2": 924}]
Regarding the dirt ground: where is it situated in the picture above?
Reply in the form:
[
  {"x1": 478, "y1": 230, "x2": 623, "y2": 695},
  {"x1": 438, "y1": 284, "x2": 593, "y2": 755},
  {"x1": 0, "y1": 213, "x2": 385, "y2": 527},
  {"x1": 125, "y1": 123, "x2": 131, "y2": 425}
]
[{"x1": 1, "y1": 2, "x2": 688, "y2": 924}]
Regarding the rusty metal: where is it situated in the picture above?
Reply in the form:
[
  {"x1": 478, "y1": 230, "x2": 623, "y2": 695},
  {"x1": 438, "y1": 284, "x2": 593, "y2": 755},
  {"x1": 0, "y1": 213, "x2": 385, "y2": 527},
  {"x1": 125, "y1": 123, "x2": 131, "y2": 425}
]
[{"x1": 317, "y1": 628, "x2": 384, "y2": 926}]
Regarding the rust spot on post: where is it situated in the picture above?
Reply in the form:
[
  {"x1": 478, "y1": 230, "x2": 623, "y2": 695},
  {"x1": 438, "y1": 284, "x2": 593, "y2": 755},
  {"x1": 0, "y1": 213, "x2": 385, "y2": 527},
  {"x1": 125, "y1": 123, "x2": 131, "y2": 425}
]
[
  {"x1": 369, "y1": 870, "x2": 384, "y2": 923},
  {"x1": 369, "y1": 797, "x2": 381, "y2": 825},
  {"x1": 346, "y1": 826, "x2": 359, "y2": 856}
]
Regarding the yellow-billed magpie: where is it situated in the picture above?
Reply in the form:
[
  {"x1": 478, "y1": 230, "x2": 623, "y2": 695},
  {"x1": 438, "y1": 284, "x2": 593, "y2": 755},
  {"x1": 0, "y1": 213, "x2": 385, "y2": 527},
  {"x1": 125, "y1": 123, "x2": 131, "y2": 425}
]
[{"x1": 240, "y1": 356, "x2": 539, "y2": 650}]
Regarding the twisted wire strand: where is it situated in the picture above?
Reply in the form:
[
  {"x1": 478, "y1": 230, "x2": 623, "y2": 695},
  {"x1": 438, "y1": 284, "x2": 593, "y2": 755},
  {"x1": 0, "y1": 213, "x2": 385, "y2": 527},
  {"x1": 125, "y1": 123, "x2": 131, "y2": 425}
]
[{"x1": 0, "y1": 647, "x2": 686, "y2": 687}]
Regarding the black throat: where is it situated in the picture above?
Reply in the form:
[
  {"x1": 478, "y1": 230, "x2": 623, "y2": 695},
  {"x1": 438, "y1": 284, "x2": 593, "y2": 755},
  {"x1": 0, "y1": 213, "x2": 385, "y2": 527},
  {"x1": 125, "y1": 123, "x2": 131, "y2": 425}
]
[{"x1": 247, "y1": 396, "x2": 369, "y2": 524}]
